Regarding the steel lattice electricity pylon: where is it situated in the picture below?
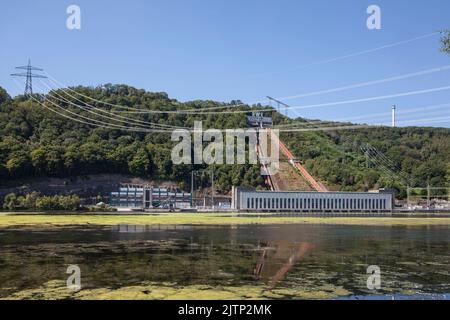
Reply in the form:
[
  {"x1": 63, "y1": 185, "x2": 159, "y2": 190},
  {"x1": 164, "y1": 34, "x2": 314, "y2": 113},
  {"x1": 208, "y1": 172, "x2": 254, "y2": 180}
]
[
  {"x1": 267, "y1": 96, "x2": 290, "y2": 117},
  {"x1": 11, "y1": 59, "x2": 47, "y2": 95}
]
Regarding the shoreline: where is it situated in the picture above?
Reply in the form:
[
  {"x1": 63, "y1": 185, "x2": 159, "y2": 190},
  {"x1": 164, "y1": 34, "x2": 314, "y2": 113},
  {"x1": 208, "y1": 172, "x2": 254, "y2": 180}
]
[{"x1": 1, "y1": 213, "x2": 450, "y2": 227}]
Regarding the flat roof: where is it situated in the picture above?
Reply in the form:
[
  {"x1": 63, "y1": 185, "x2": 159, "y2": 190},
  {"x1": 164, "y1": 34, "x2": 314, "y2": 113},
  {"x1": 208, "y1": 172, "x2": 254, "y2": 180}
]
[{"x1": 238, "y1": 190, "x2": 391, "y2": 196}]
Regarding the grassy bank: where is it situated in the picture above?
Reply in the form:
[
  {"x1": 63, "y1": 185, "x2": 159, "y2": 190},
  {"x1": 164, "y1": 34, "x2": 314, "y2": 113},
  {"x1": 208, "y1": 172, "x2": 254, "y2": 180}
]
[
  {"x1": 2, "y1": 280, "x2": 352, "y2": 300},
  {"x1": 0, "y1": 213, "x2": 450, "y2": 227}
]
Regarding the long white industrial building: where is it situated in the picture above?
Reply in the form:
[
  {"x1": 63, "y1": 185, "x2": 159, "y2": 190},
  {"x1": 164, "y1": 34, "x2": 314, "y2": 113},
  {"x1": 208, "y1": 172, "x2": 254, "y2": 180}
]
[{"x1": 231, "y1": 187, "x2": 394, "y2": 212}]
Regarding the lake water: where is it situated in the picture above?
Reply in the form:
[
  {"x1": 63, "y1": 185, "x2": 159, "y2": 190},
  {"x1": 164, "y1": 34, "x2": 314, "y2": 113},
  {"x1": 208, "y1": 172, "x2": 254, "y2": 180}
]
[{"x1": 0, "y1": 223, "x2": 449, "y2": 299}]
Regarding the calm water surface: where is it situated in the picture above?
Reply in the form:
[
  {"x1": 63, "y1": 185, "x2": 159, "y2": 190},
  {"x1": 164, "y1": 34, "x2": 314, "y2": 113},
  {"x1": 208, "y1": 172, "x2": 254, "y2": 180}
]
[{"x1": 0, "y1": 223, "x2": 449, "y2": 299}]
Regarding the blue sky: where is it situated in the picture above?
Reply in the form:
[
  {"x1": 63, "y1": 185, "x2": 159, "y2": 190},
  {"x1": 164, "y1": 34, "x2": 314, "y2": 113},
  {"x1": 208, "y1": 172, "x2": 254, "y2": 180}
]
[{"x1": 1, "y1": 0, "x2": 449, "y2": 127}]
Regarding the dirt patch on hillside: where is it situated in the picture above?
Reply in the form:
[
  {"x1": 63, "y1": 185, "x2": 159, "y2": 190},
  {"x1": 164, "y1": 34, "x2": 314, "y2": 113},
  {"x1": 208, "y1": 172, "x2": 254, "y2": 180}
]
[{"x1": 271, "y1": 162, "x2": 315, "y2": 191}]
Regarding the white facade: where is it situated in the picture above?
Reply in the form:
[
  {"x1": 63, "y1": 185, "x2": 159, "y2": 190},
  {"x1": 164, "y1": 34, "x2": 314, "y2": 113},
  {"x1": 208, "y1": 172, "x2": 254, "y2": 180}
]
[{"x1": 232, "y1": 187, "x2": 393, "y2": 212}]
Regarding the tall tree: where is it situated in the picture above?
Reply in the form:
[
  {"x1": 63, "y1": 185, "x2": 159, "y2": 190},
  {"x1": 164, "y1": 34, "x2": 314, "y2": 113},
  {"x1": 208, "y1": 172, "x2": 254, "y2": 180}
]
[
  {"x1": 441, "y1": 30, "x2": 450, "y2": 54},
  {"x1": 0, "y1": 87, "x2": 10, "y2": 104},
  {"x1": 128, "y1": 148, "x2": 151, "y2": 177}
]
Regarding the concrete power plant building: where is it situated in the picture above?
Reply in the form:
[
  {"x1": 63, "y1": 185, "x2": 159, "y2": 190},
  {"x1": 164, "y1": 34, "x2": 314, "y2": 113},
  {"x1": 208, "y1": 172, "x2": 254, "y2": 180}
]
[{"x1": 232, "y1": 187, "x2": 394, "y2": 212}]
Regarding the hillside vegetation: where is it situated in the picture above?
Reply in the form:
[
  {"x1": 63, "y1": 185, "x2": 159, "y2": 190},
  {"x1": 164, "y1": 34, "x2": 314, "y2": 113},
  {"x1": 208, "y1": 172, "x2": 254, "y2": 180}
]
[{"x1": 0, "y1": 84, "x2": 449, "y2": 200}]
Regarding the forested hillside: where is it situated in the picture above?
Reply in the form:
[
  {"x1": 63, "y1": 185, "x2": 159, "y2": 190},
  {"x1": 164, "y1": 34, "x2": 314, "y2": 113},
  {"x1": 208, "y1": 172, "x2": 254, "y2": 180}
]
[
  {"x1": 0, "y1": 84, "x2": 448, "y2": 200},
  {"x1": 0, "y1": 85, "x2": 264, "y2": 195},
  {"x1": 281, "y1": 126, "x2": 449, "y2": 197}
]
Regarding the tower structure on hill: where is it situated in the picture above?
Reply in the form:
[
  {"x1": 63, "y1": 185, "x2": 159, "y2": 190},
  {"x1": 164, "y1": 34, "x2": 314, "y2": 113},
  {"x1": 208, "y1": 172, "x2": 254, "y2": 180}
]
[
  {"x1": 392, "y1": 105, "x2": 396, "y2": 127},
  {"x1": 11, "y1": 59, "x2": 47, "y2": 95}
]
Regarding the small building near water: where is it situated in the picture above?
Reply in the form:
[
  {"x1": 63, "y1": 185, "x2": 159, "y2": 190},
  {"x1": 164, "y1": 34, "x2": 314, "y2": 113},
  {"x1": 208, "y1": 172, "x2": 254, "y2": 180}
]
[{"x1": 110, "y1": 185, "x2": 191, "y2": 210}]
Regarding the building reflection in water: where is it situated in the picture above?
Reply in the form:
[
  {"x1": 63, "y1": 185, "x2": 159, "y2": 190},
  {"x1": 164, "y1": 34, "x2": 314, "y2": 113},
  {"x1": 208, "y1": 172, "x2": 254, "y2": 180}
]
[{"x1": 254, "y1": 241, "x2": 315, "y2": 289}]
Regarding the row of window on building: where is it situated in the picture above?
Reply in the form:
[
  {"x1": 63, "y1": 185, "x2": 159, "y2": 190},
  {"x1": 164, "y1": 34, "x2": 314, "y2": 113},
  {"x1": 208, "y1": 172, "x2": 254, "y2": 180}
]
[
  {"x1": 110, "y1": 186, "x2": 191, "y2": 208},
  {"x1": 245, "y1": 196, "x2": 388, "y2": 211}
]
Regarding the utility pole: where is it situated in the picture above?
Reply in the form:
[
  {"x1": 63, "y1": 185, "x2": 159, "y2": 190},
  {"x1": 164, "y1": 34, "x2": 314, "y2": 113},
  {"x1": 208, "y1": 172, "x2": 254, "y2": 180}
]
[
  {"x1": 427, "y1": 183, "x2": 431, "y2": 209},
  {"x1": 11, "y1": 59, "x2": 47, "y2": 95}
]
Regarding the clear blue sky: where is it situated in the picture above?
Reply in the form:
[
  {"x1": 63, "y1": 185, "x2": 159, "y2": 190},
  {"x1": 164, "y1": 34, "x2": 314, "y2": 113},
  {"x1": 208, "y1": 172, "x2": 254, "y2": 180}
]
[{"x1": 0, "y1": 0, "x2": 449, "y2": 127}]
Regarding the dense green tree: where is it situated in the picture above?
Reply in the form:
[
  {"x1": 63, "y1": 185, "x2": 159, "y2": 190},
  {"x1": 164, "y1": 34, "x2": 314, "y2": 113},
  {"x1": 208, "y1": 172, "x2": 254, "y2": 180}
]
[
  {"x1": 35, "y1": 195, "x2": 80, "y2": 211},
  {"x1": 63, "y1": 144, "x2": 81, "y2": 175},
  {"x1": 6, "y1": 151, "x2": 31, "y2": 177},
  {"x1": 3, "y1": 193, "x2": 19, "y2": 210},
  {"x1": 23, "y1": 192, "x2": 40, "y2": 210},
  {"x1": 147, "y1": 144, "x2": 172, "y2": 179},
  {"x1": 30, "y1": 147, "x2": 47, "y2": 175},
  {"x1": 128, "y1": 148, "x2": 151, "y2": 177},
  {"x1": 441, "y1": 30, "x2": 450, "y2": 54},
  {"x1": 0, "y1": 87, "x2": 10, "y2": 104}
]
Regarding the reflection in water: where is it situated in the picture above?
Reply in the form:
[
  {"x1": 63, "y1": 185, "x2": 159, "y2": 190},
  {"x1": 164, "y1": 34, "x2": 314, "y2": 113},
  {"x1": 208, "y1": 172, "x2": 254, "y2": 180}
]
[
  {"x1": 254, "y1": 241, "x2": 315, "y2": 290},
  {"x1": 0, "y1": 224, "x2": 449, "y2": 299}
]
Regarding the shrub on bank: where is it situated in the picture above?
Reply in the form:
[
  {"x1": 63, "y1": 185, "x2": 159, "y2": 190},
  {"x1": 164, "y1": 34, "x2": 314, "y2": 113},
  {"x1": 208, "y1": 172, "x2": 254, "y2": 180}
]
[
  {"x1": 2, "y1": 192, "x2": 82, "y2": 211},
  {"x1": 35, "y1": 195, "x2": 81, "y2": 211},
  {"x1": 85, "y1": 204, "x2": 117, "y2": 212}
]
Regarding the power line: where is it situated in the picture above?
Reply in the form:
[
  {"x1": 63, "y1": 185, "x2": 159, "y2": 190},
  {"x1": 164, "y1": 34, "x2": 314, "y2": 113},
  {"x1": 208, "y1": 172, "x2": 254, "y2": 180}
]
[
  {"x1": 40, "y1": 77, "x2": 450, "y2": 131},
  {"x1": 265, "y1": 85, "x2": 450, "y2": 114},
  {"x1": 39, "y1": 79, "x2": 188, "y2": 130},
  {"x1": 118, "y1": 85, "x2": 450, "y2": 115},
  {"x1": 44, "y1": 73, "x2": 257, "y2": 114},
  {"x1": 13, "y1": 78, "x2": 174, "y2": 133},
  {"x1": 273, "y1": 65, "x2": 450, "y2": 102},
  {"x1": 18, "y1": 77, "x2": 450, "y2": 134},
  {"x1": 250, "y1": 31, "x2": 441, "y2": 78},
  {"x1": 274, "y1": 103, "x2": 450, "y2": 128},
  {"x1": 20, "y1": 83, "x2": 450, "y2": 135},
  {"x1": 15, "y1": 79, "x2": 374, "y2": 133},
  {"x1": 44, "y1": 61, "x2": 450, "y2": 115},
  {"x1": 289, "y1": 105, "x2": 450, "y2": 129},
  {"x1": 266, "y1": 96, "x2": 290, "y2": 117}
]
